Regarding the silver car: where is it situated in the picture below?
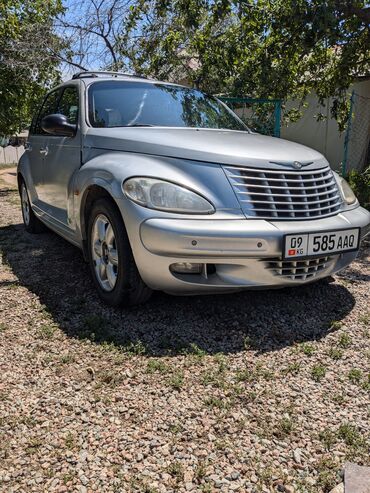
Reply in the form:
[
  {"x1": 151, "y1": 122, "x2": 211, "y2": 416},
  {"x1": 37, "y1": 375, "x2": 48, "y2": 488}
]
[{"x1": 18, "y1": 71, "x2": 370, "y2": 306}]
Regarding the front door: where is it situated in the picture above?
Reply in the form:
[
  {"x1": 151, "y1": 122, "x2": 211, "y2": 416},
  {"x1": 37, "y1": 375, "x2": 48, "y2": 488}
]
[
  {"x1": 26, "y1": 89, "x2": 61, "y2": 205},
  {"x1": 42, "y1": 85, "x2": 81, "y2": 228}
]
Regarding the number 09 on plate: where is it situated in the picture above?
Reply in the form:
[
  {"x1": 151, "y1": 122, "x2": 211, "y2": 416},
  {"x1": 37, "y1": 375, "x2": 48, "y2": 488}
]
[{"x1": 283, "y1": 228, "x2": 360, "y2": 259}]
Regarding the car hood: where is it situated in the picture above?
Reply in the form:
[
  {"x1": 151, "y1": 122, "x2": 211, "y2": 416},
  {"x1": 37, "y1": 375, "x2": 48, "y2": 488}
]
[{"x1": 84, "y1": 127, "x2": 328, "y2": 169}]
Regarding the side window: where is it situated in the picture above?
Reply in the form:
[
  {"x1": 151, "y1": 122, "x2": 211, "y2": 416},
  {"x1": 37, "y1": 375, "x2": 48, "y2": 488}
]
[
  {"x1": 57, "y1": 87, "x2": 79, "y2": 125},
  {"x1": 29, "y1": 111, "x2": 39, "y2": 135},
  {"x1": 34, "y1": 90, "x2": 61, "y2": 135}
]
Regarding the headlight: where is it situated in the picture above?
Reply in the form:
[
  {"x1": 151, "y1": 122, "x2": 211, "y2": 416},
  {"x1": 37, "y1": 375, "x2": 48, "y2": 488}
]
[
  {"x1": 338, "y1": 177, "x2": 357, "y2": 205},
  {"x1": 123, "y1": 177, "x2": 215, "y2": 214}
]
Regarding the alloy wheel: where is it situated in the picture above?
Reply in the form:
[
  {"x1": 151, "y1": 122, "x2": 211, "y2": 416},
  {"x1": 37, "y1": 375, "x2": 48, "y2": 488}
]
[
  {"x1": 91, "y1": 214, "x2": 119, "y2": 291},
  {"x1": 21, "y1": 183, "x2": 30, "y2": 226}
]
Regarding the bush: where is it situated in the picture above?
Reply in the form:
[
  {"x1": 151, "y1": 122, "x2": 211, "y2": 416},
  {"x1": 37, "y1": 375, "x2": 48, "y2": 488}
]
[{"x1": 347, "y1": 167, "x2": 370, "y2": 210}]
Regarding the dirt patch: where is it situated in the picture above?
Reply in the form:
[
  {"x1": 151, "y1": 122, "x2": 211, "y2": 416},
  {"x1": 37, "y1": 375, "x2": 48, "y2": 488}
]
[{"x1": 0, "y1": 166, "x2": 17, "y2": 188}]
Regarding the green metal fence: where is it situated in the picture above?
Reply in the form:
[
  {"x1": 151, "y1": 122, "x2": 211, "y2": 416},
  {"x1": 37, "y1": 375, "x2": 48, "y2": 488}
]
[{"x1": 219, "y1": 97, "x2": 282, "y2": 137}]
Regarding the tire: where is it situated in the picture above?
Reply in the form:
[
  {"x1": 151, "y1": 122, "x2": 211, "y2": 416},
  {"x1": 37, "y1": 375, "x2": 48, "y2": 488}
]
[
  {"x1": 87, "y1": 198, "x2": 152, "y2": 306},
  {"x1": 19, "y1": 179, "x2": 46, "y2": 233}
]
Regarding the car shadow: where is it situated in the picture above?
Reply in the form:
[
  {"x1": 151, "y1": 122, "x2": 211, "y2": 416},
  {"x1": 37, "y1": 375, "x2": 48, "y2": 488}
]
[{"x1": 0, "y1": 223, "x2": 357, "y2": 356}]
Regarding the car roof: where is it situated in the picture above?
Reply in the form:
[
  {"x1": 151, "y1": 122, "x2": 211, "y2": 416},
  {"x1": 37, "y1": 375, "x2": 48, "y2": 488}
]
[{"x1": 66, "y1": 71, "x2": 187, "y2": 89}]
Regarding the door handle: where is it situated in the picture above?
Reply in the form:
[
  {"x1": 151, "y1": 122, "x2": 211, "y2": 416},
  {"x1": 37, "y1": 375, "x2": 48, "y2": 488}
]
[{"x1": 40, "y1": 146, "x2": 49, "y2": 156}]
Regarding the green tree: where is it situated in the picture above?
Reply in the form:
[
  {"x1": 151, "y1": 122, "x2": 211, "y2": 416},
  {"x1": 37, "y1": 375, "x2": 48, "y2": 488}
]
[
  {"x1": 125, "y1": 0, "x2": 370, "y2": 129},
  {"x1": 0, "y1": 0, "x2": 64, "y2": 135}
]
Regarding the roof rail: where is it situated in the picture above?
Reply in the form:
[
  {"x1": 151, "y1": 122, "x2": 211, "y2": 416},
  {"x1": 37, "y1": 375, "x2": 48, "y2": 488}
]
[{"x1": 72, "y1": 71, "x2": 148, "y2": 80}]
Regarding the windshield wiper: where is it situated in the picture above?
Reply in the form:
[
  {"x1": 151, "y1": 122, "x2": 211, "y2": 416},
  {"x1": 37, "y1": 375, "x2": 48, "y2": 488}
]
[{"x1": 123, "y1": 124, "x2": 155, "y2": 127}]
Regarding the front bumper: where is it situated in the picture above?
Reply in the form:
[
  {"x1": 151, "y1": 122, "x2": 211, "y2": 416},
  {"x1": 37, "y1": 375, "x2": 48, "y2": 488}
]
[{"x1": 131, "y1": 205, "x2": 370, "y2": 294}]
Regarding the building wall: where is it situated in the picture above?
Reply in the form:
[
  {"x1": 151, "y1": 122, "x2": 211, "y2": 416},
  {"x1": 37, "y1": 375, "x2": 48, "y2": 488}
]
[{"x1": 281, "y1": 79, "x2": 370, "y2": 172}]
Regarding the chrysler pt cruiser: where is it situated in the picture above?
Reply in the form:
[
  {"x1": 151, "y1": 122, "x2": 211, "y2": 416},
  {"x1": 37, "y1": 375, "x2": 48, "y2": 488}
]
[{"x1": 18, "y1": 71, "x2": 370, "y2": 305}]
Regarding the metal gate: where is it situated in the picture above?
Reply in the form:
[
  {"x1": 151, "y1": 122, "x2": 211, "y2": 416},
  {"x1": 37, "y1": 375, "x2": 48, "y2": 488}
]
[
  {"x1": 342, "y1": 91, "x2": 370, "y2": 175},
  {"x1": 219, "y1": 97, "x2": 282, "y2": 137}
]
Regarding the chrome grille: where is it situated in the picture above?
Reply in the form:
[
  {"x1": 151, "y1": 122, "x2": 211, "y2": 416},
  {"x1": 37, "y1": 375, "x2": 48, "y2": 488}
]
[
  {"x1": 223, "y1": 165, "x2": 342, "y2": 219},
  {"x1": 265, "y1": 256, "x2": 336, "y2": 281}
]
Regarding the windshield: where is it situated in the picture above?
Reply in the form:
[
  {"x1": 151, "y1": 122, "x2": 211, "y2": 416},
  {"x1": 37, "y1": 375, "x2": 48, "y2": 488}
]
[{"x1": 88, "y1": 81, "x2": 247, "y2": 131}]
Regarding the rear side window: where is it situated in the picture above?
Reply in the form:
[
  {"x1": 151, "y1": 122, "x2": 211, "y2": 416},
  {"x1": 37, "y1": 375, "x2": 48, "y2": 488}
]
[
  {"x1": 33, "y1": 90, "x2": 61, "y2": 135},
  {"x1": 57, "y1": 87, "x2": 79, "y2": 125}
]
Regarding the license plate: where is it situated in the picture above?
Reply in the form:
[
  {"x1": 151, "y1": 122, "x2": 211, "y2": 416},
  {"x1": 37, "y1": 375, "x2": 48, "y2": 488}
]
[{"x1": 283, "y1": 228, "x2": 360, "y2": 259}]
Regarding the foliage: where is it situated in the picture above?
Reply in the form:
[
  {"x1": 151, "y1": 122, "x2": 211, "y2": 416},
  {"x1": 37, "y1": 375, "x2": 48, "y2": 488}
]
[
  {"x1": 0, "y1": 0, "x2": 64, "y2": 135},
  {"x1": 347, "y1": 166, "x2": 370, "y2": 210},
  {"x1": 2, "y1": 1, "x2": 369, "y2": 134},
  {"x1": 124, "y1": 0, "x2": 370, "y2": 130}
]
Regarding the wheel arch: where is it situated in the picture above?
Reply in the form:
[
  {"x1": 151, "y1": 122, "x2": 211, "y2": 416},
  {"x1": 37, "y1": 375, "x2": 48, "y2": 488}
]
[
  {"x1": 17, "y1": 171, "x2": 25, "y2": 191},
  {"x1": 80, "y1": 185, "x2": 115, "y2": 237},
  {"x1": 17, "y1": 155, "x2": 31, "y2": 190}
]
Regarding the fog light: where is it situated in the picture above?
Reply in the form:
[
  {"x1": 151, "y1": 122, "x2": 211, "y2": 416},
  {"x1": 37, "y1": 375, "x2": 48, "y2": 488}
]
[{"x1": 170, "y1": 262, "x2": 203, "y2": 274}]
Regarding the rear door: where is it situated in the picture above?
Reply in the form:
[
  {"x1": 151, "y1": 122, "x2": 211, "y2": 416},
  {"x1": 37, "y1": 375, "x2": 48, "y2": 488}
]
[
  {"x1": 26, "y1": 89, "x2": 61, "y2": 205},
  {"x1": 42, "y1": 85, "x2": 81, "y2": 227}
]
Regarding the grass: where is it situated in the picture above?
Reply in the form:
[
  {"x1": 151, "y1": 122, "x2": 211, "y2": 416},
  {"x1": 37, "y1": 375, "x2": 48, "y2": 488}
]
[
  {"x1": 169, "y1": 423, "x2": 185, "y2": 435},
  {"x1": 64, "y1": 432, "x2": 76, "y2": 449},
  {"x1": 243, "y1": 335, "x2": 253, "y2": 350},
  {"x1": 37, "y1": 324, "x2": 57, "y2": 340},
  {"x1": 315, "y1": 456, "x2": 339, "y2": 492},
  {"x1": 0, "y1": 162, "x2": 17, "y2": 170},
  {"x1": 330, "y1": 320, "x2": 343, "y2": 330},
  {"x1": 123, "y1": 340, "x2": 147, "y2": 356},
  {"x1": 167, "y1": 370, "x2": 184, "y2": 390},
  {"x1": 99, "y1": 370, "x2": 123, "y2": 387},
  {"x1": 338, "y1": 333, "x2": 352, "y2": 348},
  {"x1": 25, "y1": 438, "x2": 43, "y2": 455},
  {"x1": 166, "y1": 461, "x2": 184, "y2": 482},
  {"x1": 236, "y1": 363, "x2": 274, "y2": 383},
  {"x1": 81, "y1": 315, "x2": 148, "y2": 355},
  {"x1": 311, "y1": 365, "x2": 326, "y2": 382},
  {"x1": 194, "y1": 461, "x2": 208, "y2": 481},
  {"x1": 201, "y1": 369, "x2": 226, "y2": 389},
  {"x1": 200, "y1": 485, "x2": 212, "y2": 493},
  {"x1": 300, "y1": 342, "x2": 315, "y2": 356},
  {"x1": 201, "y1": 357, "x2": 228, "y2": 389},
  {"x1": 359, "y1": 311, "x2": 370, "y2": 326},
  {"x1": 319, "y1": 428, "x2": 337, "y2": 451},
  {"x1": 146, "y1": 359, "x2": 171, "y2": 374},
  {"x1": 186, "y1": 342, "x2": 206, "y2": 358},
  {"x1": 348, "y1": 368, "x2": 362, "y2": 384},
  {"x1": 327, "y1": 347, "x2": 343, "y2": 360},
  {"x1": 319, "y1": 422, "x2": 368, "y2": 462},
  {"x1": 62, "y1": 472, "x2": 77, "y2": 484},
  {"x1": 283, "y1": 361, "x2": 301, "y2": 375},
  {"x1": 362, "y1": 373, "x2": 370, "y2": 391},
  {"x1": 0, "y1": 322, "x2": 8, "y2": 332},
  {"x1": 331, "y1": 393, "x2": 345, "y2": 404},
  {"x1": 214, "y1": 353, "x2": 228, "y2": 372},
  {"x1": 204, "y1": 396, "x2": 232, "y2": 410},
  {"x1": 59, "y1": 353, "x2": 75, "y2": 364},
  {"x1": 337, "y1": 423, "x2": 366, "y2": 449},
  {"x1": 214, "y1": 439, "x2": 229, "y2": 450},
  {"x1": 273, "y1": 417, "x2": 294, "y2": 439}
]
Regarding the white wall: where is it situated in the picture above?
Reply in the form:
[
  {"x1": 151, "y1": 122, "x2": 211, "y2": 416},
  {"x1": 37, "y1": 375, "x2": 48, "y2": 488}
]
[
  {"x1": 281, "y1": 79, "x2": 370, "y2": 172},
  {"x1": 0, "y1": 145, "x2": 24, "y2": 166}
]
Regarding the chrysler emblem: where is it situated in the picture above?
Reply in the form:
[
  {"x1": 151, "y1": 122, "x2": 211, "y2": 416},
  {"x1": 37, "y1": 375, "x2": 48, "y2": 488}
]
[{"x1": 269, "y1": 160, "x2": 313, "y2": 169}]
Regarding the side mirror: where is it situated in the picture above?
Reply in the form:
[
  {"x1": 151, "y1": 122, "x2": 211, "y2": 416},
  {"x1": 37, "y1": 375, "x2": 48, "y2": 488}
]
[{"x1": 41, "y1": 114, "x2": 77, "y2": 137}]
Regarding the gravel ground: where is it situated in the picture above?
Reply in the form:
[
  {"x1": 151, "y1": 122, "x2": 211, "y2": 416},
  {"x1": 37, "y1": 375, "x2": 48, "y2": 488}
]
[{"x1": 0, "y1": 174, "x2": 369, "y2": 493}]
